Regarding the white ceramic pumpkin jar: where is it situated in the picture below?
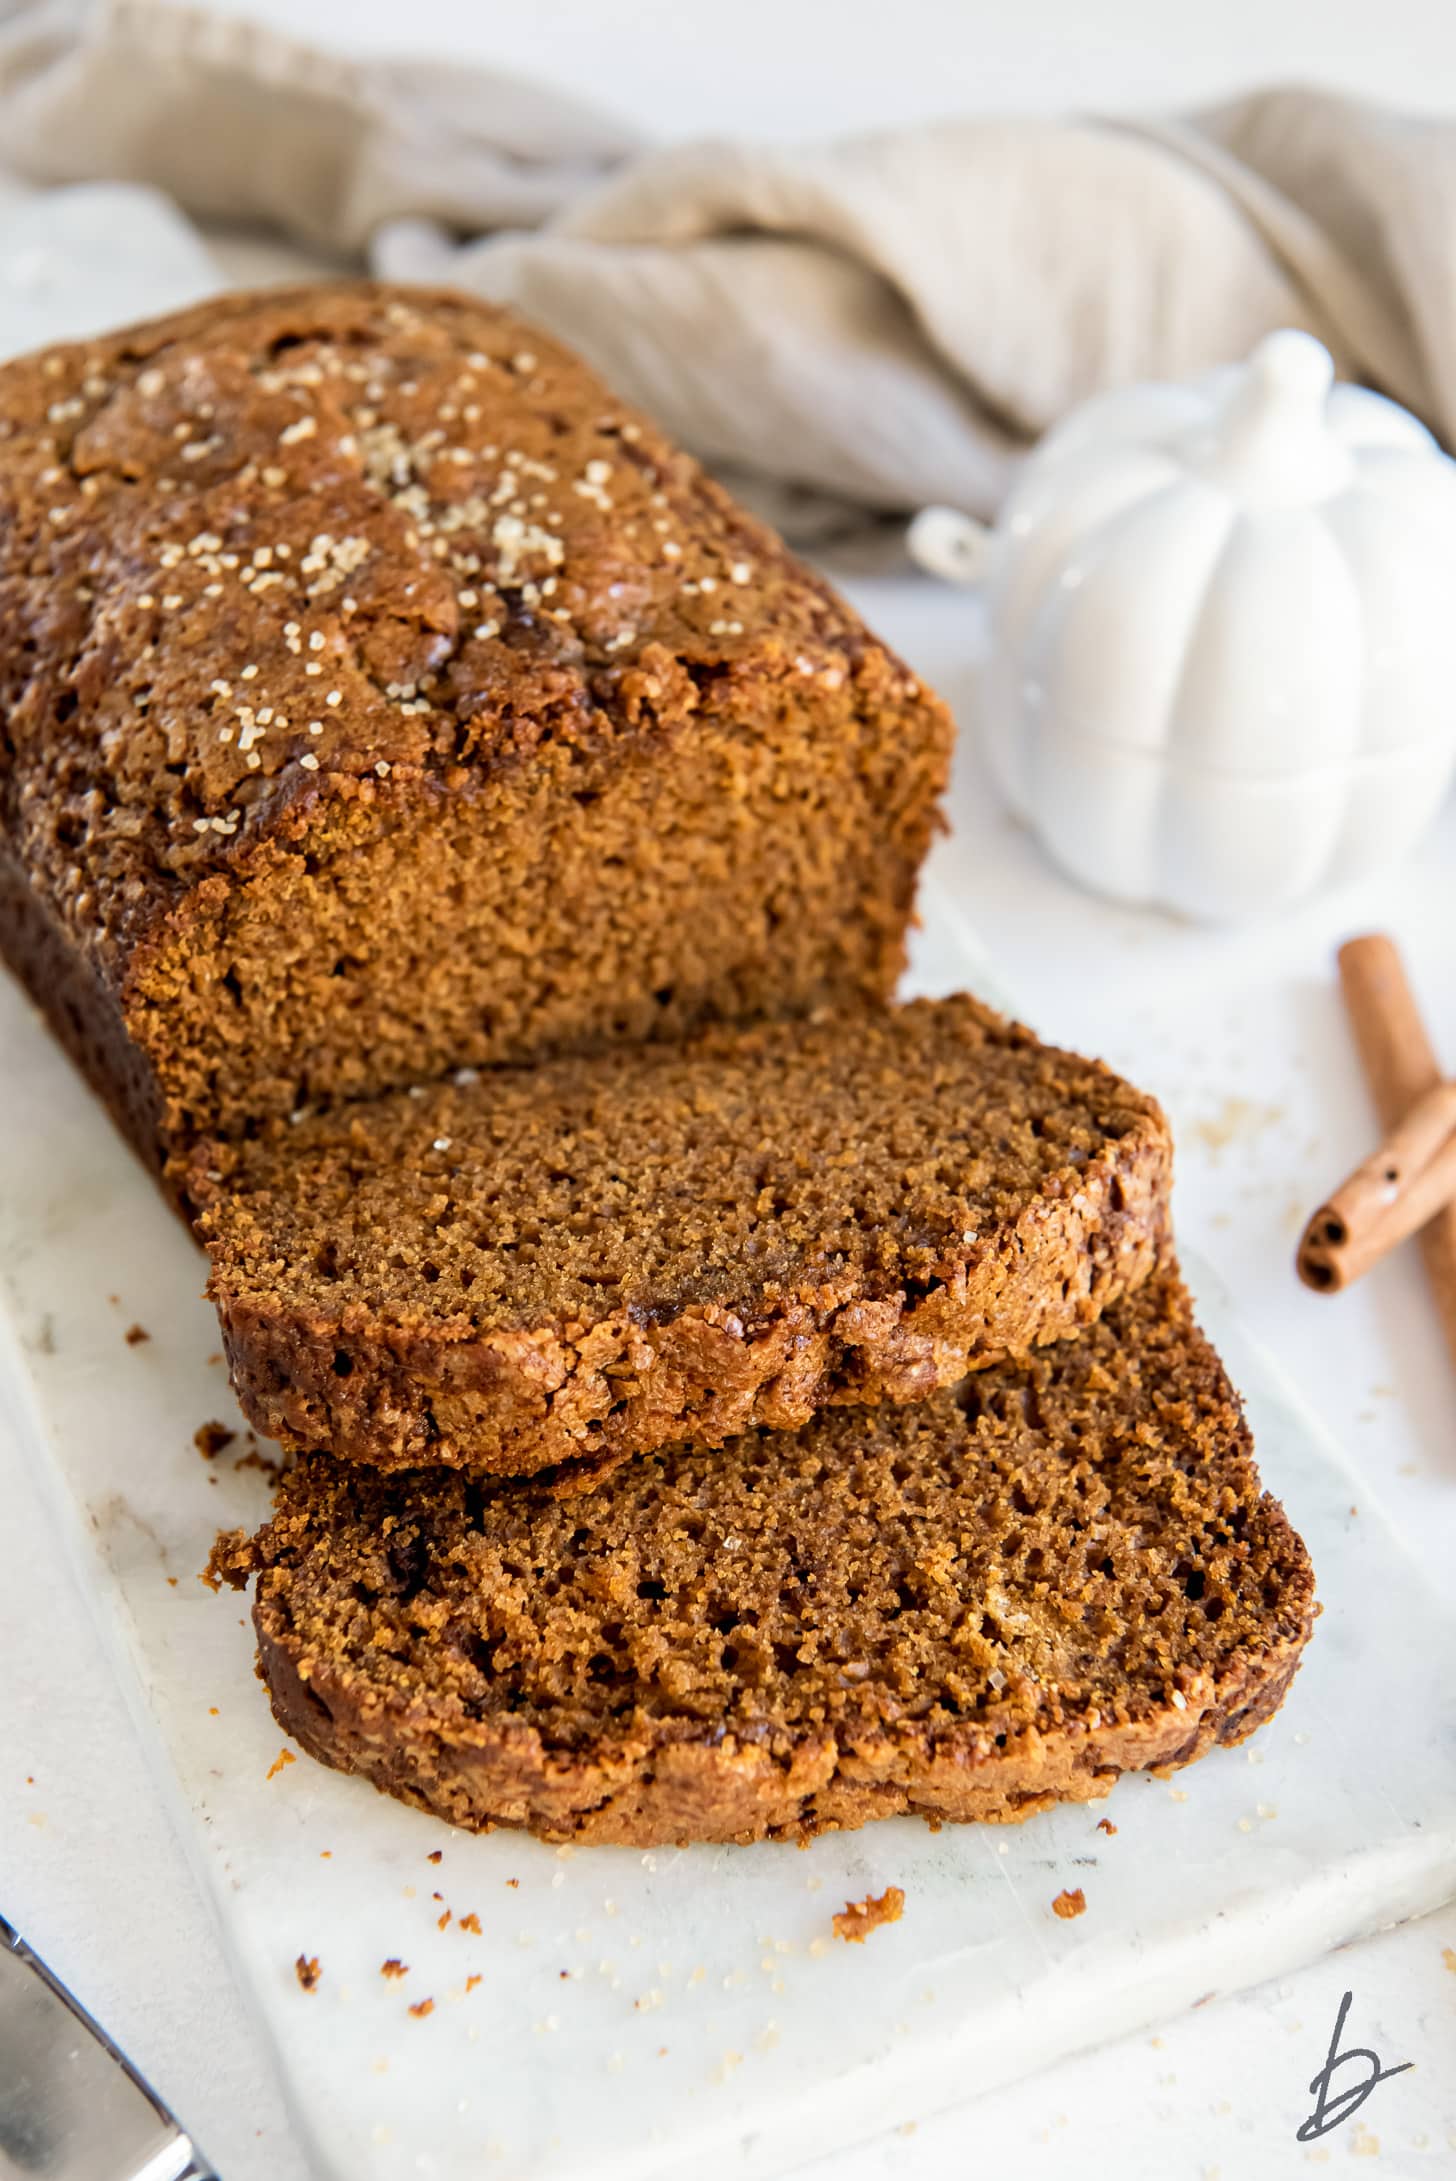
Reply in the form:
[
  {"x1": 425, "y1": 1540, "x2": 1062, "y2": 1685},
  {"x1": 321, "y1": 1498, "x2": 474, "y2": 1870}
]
[{"x1": 910, "y1": 330, "x2": 1456, "y2": 921}]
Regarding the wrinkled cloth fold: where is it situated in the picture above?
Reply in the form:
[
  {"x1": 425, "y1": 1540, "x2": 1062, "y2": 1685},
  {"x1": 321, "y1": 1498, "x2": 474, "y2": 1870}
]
[{"x1": 1, "y1": 0, "x2": 1453, "y2": 520}]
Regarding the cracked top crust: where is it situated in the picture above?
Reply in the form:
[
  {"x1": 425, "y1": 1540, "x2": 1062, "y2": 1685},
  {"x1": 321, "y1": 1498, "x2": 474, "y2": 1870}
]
[{"x1": 0, "y1": 282, "x2": 901, "y2": 969}]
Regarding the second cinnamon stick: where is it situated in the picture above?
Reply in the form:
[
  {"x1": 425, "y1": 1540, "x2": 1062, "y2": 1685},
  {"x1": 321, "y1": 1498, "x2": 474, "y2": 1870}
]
[
  {"x1": 1328, "y1": 934, "x2": 1456, "y2": 1364},
  {"x1": 1298, "y1": 1079, "x2": 1456, "y2": 1292}
]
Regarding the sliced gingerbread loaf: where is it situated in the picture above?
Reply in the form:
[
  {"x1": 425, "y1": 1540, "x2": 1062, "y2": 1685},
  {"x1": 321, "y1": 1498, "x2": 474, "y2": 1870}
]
[
  {"x1": 210, "y1": 1269, "x2": 1315, "y2": 1847},
  {"x1": 192, "y1": 996, "x2": 1172, "y2": 1488},
  {"x1": 0, "y1": 282, "x2": 952, "y2": 1183}
]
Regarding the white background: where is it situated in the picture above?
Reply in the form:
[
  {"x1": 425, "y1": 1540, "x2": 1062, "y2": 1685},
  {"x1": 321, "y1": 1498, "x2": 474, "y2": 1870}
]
[
  {"x1": 3, "y1": 4, "x2": 1455, "y2": 2178},
  {"x1": 188, "y1": 0, "x2": 1456, "y2": 137}
]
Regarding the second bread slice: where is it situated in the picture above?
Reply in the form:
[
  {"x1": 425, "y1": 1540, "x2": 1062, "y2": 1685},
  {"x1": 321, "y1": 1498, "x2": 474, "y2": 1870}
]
[{"x1": 193, "y1": 996, "x2": 1170, "y2": 1487}]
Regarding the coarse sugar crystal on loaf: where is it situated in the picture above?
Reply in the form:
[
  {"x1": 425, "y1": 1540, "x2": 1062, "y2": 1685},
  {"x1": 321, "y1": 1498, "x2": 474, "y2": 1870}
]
[
  {"x1": 0, "y1": 283, "x2": 953, "y2": 1186},
  {"x1": 191, "y1": 996, "x2": 1173, "y2": 1488},
  {"x1": 209, "y1": 1269, "x2": 1316, "y2": 1847}
]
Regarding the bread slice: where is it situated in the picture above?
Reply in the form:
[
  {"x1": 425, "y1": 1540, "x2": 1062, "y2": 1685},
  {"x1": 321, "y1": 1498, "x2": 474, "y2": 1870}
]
[
  {"x1": 209, "y1": 1269, "x2": 1315, "y2": 1846},
  {"x1": 192, "y1": 996, "x2": 1172, "y2": 1487}
]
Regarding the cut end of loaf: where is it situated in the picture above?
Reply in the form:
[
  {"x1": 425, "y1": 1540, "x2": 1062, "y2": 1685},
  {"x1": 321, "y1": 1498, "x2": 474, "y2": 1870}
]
[{"x1": 138, "y1": 658, "x2": 943, "y2": 1154}]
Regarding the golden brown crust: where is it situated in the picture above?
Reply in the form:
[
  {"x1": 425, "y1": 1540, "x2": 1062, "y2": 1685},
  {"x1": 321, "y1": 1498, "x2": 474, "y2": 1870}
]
[
  {"x1": 253, "y1": 1616, "x2": 1306, "y2": 1846},
  {"x1": 216, "y1": 1270, "x2": 1316, "y2": 1847},
  {"x1": 0, "y1": 834, "x2": 170, "y2": 1171},
  {"x1": 0, "y1": 281, "x2": 952, "y2": 1162},
  {"x1": 194, "y1": 997, "x2": 1173, "y2": 1483}
]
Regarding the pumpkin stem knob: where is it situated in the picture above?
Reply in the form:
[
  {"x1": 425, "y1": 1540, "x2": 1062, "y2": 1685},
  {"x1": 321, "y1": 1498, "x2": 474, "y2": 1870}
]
[
  {"x1": 1197, "y1": 329, "x2": 1347, "y2": 504},
  {"x1": 1247, "y1": 328, "x2": 1336, "y2": 408}
]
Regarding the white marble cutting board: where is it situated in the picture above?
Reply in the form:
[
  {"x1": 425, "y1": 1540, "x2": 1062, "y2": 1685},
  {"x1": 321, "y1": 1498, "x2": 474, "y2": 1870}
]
[{"x1": 2, "y1": 892, "x2": 1453, "y2": 2181}]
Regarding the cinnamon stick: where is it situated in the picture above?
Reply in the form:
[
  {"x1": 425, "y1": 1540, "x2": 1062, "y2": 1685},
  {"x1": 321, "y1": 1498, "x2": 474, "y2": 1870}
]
[
  {"x1": 1314, "y1": 935, "x2": 1456, "y2": 1365},
  {"x1": 1297, "y1": 1079, "x2": 1456, "y2": 1291}
]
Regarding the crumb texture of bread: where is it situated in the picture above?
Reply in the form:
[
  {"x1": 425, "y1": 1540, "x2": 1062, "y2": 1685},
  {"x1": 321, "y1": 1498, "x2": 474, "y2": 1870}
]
[
  {"x1": 195, "y1": 996, "x2": 1172, "y2": 1481},
  {"x1": 214, "y1": 1270, "x2": 1316, "y2": 1847},
  {"x1": 0, "y1": 282, "x2": 952, "y2": 1173}
]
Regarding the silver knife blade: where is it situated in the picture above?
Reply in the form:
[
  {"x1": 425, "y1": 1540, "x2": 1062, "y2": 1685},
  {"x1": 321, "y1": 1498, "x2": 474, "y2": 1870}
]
[{"x1": 0, "y1": 1913, "x2": 217, "y2": 2181}]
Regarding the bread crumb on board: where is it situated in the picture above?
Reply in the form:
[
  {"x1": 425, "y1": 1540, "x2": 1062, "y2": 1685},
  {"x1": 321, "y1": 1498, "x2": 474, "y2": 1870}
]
[
  {"x1": 124, "y1": 1323, "x2": 150, "y2": 1346},
  {"x1": 1096, "y1": 1818, "x2": 1117, "y2": 1836},
  {"x1": 295, "y1": 1955, "x2": 321, "y2": 1992},
  {"x1": 266, "y1": 1747, "x2": 296, "y2": 1781},
  {"x1": 833, "y1": 1886, "x2": 905, "y2": 1943},
  {"x1": 1052, "y1": 1888, "x2": 1087, "y2": 1920},
  {"x1": 194, "y1": 1420, "x2": 236, "y2": 1460},
  {"x1": 408, "y1": 1997, "x2": 435, "y2": 2019},
  {"x1": 380, "y1": 1959, "x2": 409, "y2": 1979}
]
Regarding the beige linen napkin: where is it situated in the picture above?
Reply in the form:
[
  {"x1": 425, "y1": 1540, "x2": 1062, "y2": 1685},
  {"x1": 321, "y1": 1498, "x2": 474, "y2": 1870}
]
[{"x1": 1, "y1": 0, "x2": 1453, "y2": 521}]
